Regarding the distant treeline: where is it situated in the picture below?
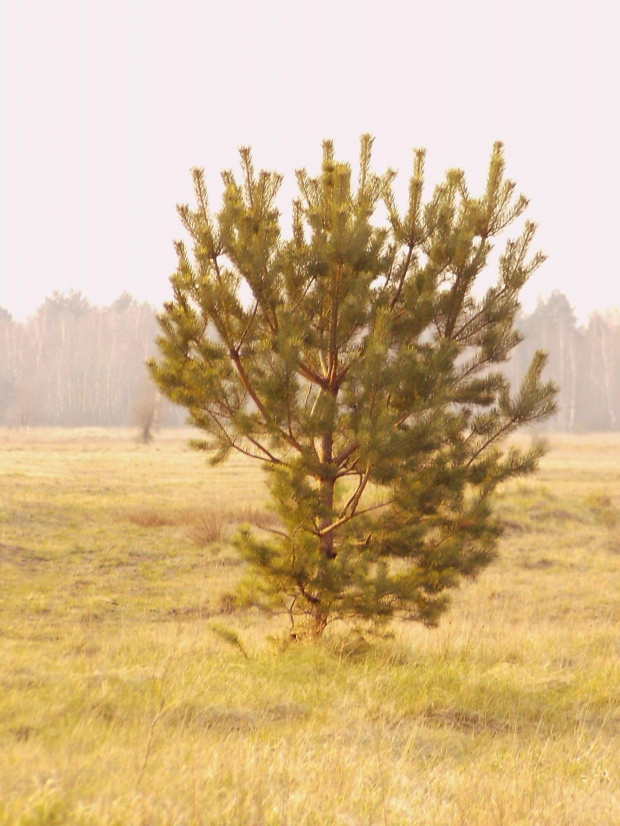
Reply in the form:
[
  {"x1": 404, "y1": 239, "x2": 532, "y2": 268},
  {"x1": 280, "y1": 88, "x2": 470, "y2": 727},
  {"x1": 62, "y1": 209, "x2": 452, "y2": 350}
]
[
  {"x1": 503, "y1": 291, "x2": 619, "y2": 432},
  {"x1": 0, "y1": 291, "x2": 182, "y2": 428},
  {"x1": 0, "y1": 289, "x2": 618, "y2": 430}
]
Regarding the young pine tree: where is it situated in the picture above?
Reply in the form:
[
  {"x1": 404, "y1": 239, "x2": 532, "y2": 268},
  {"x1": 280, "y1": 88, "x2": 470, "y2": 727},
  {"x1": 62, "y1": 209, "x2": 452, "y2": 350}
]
[{"x1": 149, "y1": 137, "x2": 558, "y2": 636}]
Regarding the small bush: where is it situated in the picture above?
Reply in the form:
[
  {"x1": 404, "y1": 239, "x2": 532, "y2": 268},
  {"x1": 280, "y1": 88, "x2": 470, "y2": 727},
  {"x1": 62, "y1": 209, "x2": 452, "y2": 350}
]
[
  {"x1": 126, "y1": 508, "x2": 174, "y2": 528},
  {"x1": 235, "y1": 505, "x2": 281, "y2": 531},
  {"x1": 186, "y1": 506, "x2": 282, "y2": 546},
  {"x1": 186, "y1": 507, "x2": 230, "y2": 545}
]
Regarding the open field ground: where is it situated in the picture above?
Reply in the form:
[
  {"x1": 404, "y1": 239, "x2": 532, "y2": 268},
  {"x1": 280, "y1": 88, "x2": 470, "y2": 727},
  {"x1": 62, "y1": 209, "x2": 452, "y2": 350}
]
[{"x1": 1, "y1": 429, "x2": 619, "y2": 825}]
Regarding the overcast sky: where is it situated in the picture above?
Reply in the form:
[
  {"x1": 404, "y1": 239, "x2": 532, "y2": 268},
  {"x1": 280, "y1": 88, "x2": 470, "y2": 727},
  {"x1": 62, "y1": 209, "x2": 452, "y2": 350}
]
[{"x1": 0, "y1": 0, "x2": 618, "y2": 323}]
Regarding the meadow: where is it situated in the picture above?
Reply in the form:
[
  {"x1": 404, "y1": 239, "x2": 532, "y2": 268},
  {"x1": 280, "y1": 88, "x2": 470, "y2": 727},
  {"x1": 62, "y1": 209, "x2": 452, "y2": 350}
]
[{"x1": 0, "y1": 429, "x2": 619, "y2": 825}]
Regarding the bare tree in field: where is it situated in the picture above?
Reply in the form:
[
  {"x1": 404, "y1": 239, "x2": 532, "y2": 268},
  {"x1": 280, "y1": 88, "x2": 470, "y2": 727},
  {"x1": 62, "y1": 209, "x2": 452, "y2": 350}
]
[{"x1": 131, "y1": 378, "x2": 160, "y2": 443}]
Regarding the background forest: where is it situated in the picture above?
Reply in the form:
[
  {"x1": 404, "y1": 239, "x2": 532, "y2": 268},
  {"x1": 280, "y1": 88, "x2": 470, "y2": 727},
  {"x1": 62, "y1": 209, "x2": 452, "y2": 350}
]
[
  {"x1": 0, "y1": 290, "x2": 617, "y2": 431},
  {"x1": 0, "y1": 292, "x2": 181, "y2": 429}
]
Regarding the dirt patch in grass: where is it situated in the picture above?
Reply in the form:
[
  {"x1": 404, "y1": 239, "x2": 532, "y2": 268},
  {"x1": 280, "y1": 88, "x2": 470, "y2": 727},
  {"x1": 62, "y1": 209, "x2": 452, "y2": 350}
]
[
  {"x1": 162, "y1": 702, "x2": 308, "y2": 733},
  {"x1": 424, "y1": 708, "x2": 513, "y2": 734},
  {"x1": 521, "y1": 557, "x2": 556, "y2": 570},
  {"x1": 0, "y1": 543, "x2": 48, "y2": 566},
  {"x1": 530, "y1": 506, "x2": 589, "y2": 522}
]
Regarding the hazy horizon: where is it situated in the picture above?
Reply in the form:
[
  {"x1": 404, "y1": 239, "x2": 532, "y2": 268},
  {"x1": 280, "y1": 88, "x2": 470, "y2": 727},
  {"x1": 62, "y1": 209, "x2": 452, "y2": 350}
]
[{"x1": 1, "y1": 0, "x2": 618, "y2": 324}]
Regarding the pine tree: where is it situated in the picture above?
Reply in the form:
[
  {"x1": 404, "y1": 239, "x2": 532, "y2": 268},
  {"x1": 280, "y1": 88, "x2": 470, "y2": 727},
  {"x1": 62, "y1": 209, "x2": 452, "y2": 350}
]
[{"x1": 149, "y1": 137, "x2": 558, "y2": 636}]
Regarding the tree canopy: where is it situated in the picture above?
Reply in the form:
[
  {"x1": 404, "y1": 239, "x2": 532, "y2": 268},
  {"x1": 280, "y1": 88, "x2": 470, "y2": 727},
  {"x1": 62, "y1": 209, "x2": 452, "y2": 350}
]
[{"x1": 150, "y1": 136, "x2": 558, "y2": 635}]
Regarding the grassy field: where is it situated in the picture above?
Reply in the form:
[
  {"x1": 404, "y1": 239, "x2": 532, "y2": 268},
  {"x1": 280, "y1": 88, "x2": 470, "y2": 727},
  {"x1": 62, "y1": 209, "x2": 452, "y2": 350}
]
[{"x1": 0, "y1": 429, "x2": 619, "y2": 825}]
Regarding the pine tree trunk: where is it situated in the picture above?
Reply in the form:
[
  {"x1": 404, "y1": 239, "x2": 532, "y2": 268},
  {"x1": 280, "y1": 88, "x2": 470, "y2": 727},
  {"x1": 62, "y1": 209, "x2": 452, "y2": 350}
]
[{"x1": 319, "y1": 431, "x2": 336, "y2": 559}]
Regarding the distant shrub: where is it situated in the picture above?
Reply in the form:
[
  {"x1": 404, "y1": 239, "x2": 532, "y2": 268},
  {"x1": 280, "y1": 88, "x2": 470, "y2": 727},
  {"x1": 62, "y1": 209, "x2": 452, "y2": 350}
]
[
  {"x1": 124, "y1": 504, "x2": 282, "y2": 547},
  {"x1": 186, "y1": 508, "x2": 230, "y2": 545},
  {"x1": 235, "y1": 506, "x2": 281, "y2": 531},
  {"x1": 126, "y1": 508, "x2": 174, "y2": 528}
]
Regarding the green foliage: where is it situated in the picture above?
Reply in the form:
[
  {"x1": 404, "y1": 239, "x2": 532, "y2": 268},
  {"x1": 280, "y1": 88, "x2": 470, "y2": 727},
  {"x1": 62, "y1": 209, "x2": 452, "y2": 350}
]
[
  {"x1": 150, "y1": 137, "x2": 558, "y2": 634},
  {"x1": 209, "y1": 622, "x2": 250, "y2": 659}
]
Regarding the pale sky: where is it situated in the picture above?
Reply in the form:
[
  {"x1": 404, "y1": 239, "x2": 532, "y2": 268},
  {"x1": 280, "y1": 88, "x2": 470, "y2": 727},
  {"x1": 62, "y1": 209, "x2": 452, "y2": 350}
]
[{"x1": 0, "y1": 0, "x2": 618, "y2": 323}]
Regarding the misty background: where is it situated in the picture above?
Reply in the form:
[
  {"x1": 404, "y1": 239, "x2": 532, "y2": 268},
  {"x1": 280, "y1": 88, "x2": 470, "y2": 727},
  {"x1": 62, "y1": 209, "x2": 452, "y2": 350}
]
[
  {"x1": 0, "y1": 289, "x2": 616, "y2": 432},
  {"x1": 1, "y1": 0, "x2": 619, "y2": 430}
]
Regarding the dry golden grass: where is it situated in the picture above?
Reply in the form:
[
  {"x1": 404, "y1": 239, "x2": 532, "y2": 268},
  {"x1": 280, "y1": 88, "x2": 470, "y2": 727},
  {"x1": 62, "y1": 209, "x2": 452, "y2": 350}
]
[{"x1": 0, "y1": 428, "x2": 619, "y2": 824}]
